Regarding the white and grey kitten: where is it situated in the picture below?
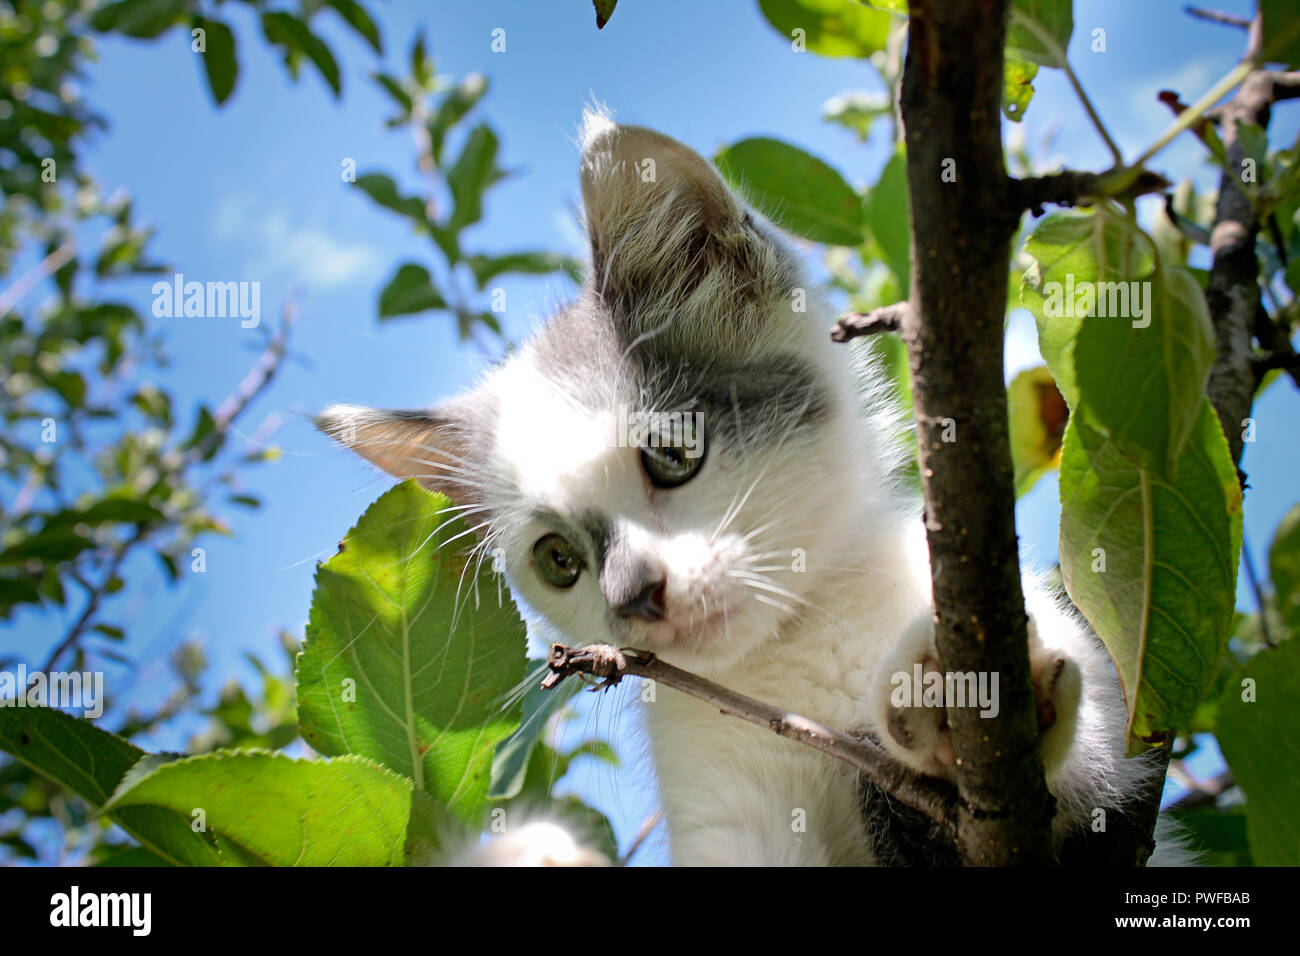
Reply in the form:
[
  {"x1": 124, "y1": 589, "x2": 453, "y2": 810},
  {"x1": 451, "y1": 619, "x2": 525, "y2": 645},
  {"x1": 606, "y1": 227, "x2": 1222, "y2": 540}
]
[{"x1": 321, "y1": 112, "x2": 1186, "y2": 866}]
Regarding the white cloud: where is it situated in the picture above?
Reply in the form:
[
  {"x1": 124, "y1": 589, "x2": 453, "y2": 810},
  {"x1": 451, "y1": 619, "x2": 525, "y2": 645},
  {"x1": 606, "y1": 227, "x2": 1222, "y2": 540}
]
[{"x1": 211, "y1": 193, "x2": 380, "y2": 289}]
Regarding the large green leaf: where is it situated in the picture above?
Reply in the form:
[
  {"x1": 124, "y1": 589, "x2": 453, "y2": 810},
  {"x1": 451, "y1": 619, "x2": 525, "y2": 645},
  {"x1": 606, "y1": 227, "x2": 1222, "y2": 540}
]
[
  {"x1": 1215, "y1": 640, "x2": 1300, "y2": 865},
  {"x1": 866, "y1": 146, "x2": 910, "y2": 293},
  {"x1": 0, "y1": 707, "x2": 226, "y2": 865},
  {"x1": 716, "y1": 138, "x2": 865, "y2": 246},
  {"x1": 1261, "y1": 0, "x2": 1300, "y2": 68},
  {"x1": 103, "y1": 751, "x2": 411, "y2": 866},
  {"x1": 1007, "y1": 0, "x2": 1074, "y2": 68},
  {"x1": 1022, "y1": 209, "x2": 1213, "y2": 478},
  {"x1": 1058, "y1": 402, "x2": 1241, "y2": 753},
  {"x1": 757, "y1": 0, "x2": 893, "y2": 57},
  {"x1": 1269, "y1": 502, "x2": 1300, "y2": 632},
  {"x1": 297, "y1": 481, "x2": 527, "y2": 823}
]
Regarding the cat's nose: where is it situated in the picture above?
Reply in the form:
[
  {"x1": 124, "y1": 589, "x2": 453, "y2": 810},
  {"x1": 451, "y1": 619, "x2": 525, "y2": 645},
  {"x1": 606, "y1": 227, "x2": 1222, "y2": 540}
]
[{"x1": 613, "y1": 577, "x2": 668, "y2": 622}]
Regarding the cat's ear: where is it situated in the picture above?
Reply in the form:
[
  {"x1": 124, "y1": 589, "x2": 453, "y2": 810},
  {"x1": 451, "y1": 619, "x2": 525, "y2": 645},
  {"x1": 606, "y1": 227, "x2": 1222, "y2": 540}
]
[
  {"x1": 578, "y1": 112, "x2": 792, "y2": 355},
  {"x1": 315, "y1": 404, "x2": 479, "y2": 506}
]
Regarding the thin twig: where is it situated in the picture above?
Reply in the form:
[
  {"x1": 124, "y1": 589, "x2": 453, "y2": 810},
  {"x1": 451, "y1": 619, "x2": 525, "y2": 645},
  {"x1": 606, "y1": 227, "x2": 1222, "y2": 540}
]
[
  {"x1": 1010, "y1": 10, "x2": 1123, "y2": 165},
  {"x1": 0, "y1": 239, "x2": 76, "y2": 319},
  {"x1": 542, "y1": 643, "x2": 961, "y2": 832},
  {"x1": 1184, "y1": 6, "x2": 1251, "y2": 30},
  {"x1": 617, "y1": 809, "x2": 663, "y2": 866},
  {"x1": 830, "y1": 302, "x2": 910, "y2": 342}
]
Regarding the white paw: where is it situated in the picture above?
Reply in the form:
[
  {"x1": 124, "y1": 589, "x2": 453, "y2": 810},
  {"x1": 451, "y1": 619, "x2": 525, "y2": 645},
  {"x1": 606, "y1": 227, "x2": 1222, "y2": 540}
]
[{"x1": 872, "y1": 612, "x2": 1082, "y2": 782}]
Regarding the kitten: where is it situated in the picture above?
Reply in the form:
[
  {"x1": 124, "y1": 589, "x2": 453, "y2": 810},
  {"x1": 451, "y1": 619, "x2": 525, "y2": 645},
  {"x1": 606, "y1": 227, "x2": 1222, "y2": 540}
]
[{"x1": 319, "y1": 112, "x2": 1186, "y2": 866}]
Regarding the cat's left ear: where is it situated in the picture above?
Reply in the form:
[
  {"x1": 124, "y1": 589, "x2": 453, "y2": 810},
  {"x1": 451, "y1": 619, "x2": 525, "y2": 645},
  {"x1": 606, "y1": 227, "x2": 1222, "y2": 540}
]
[
  {"x1": 316, "y1": 404, "x2": 480, "y2": 507},
  {"x1": 579, "y1": 112, "x2": 792, "y2": 355}
]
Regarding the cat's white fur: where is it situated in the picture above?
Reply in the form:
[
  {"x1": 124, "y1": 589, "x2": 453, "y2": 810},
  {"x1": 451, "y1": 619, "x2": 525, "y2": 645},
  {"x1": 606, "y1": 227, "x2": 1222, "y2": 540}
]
[{"x1": 320, "y1": 111, "x2": 1191, "y2": 866}]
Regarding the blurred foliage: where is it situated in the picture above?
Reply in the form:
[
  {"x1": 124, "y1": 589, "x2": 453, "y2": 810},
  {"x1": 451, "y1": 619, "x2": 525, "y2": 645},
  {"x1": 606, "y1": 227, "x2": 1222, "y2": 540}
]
[
  {"x1": 0, "y1": 0, "x2": 609, "y2": 865},
  {"x1": 357, "y1": 32, "x2": 582, "y2": 347}
]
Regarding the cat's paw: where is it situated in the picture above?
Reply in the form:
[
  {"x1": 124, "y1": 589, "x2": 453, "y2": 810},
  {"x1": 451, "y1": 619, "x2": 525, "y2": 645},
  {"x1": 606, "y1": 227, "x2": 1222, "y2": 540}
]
[{"x1": 871, "y1": 613, "x2": 1082, "y2": 782}]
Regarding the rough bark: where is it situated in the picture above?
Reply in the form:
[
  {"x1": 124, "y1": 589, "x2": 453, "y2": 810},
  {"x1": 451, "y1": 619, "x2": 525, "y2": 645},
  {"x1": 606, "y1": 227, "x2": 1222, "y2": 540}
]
[{"x1": 898, "y1": 0, "x2": 1056, "y2": 865}]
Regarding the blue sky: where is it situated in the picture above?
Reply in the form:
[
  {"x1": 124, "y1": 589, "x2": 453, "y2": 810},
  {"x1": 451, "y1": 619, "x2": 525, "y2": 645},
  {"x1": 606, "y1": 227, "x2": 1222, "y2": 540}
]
[{"x1": 4, "y1": 0, "x2": 1297, "y2": 864}]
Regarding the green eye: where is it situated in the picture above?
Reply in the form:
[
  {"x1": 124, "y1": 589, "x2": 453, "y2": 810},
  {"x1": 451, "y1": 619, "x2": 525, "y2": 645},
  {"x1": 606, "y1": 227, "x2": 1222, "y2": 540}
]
[
  {"x1": 532, "y1": 533, "x2": 583, "y2": 588},
  {"x1": 640, "y1": 416, "x2": 706, "y2": 488}
]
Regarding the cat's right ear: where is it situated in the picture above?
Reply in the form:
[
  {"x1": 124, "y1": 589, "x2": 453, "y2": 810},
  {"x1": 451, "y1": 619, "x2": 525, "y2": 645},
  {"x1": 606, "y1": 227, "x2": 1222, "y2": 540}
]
[{"x1": 315, "y1": 404, "x2": 478, "y2": 506}]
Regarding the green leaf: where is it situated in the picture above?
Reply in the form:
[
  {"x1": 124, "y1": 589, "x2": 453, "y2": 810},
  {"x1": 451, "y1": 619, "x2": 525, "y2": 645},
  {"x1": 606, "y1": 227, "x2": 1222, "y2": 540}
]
[
  {"x1": 1007, "y1": 0, "x2": 1074, "y2": 68},
  {"x1": 866, "y1": 145, "x2": 911, "y2": 293},
  {"x1": 1058, "y1": 402, "x2": 1242, "y2": 754},
  {"x1": 0, "y1": 708, "x2": 226, "y2": 865},
  {"x1": 296, "y1": 481, "x2": 528, "y2": 823},
  {"x1": 1003, "y1": 57, "x2": 1038, "y2": 122},
  {"x1": 465, "y1": 251, "x2": 581, "y2": 289},
  {"x1": 489, "y1": 662, "x2": 578, "y2": 800},
  {"x1": 410, "y1": 33, "x2": 433, "y2": 88},
  {"x1": 372, "y1": 72, "x2": 413, "y2": 115},
  {"x1": 1261, "y1": 0, "x2": 1300, "y2": 68},
  {"x1": 261, "y1": 12, "x2": 342, "y2": 97},
  {"x1": 91, "y1": 0, "x2": 189, "y2": 39},
  {"x1": 1216, "y1": 640, "x2": 1300, "y2": 865},
  {"x1": 1269, "y1": 502, "x2": 1300, "y2": 632},
  {"x1": 715, "y1": 137, "x2": 865, "y2": 246},
  {"x1": 1007, "y1": 365, "x2": 1067, "y2": 497},
  {"x1": 377, "y1": 263, "x2": 447, "y2": 318},
  {"x1": 594, "y1": 0, "x2": 618, "y2": 29},
  {"x1": 354, "y1": 173, "x2": 428, "y2": 225},
  {"x1": 447, "y1": 124, "x2": 502, "y2": 230},
  {"x1": 196, "y1": 18, "x2": 238, "y2": 106},
  {"x1": 104, "y1": 751, "x2": 412, "y2": 866},
  {"x1": 1167, "y1": 807, "x2": 1253, "y2": 867},
  {"x1": 427, "y1": 74, "x2": 489, "y2": 165},
  {"x1": 756, "y1": 0, "x2": 893, "y2": 58},
  {"x1": 822, "y1": 90, "x2": 891, "y2": 142},
  {"x1": 1021, "y1": 209, "x2": 1213, "y2": 478},
  {"x1": 326, "y1": 0, "x2": 383, "y2": 54}
]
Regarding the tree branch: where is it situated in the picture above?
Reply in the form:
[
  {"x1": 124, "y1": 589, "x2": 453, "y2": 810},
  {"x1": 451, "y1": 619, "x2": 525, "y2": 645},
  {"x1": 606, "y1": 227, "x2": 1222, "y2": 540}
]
[
  {"x1": 542, "y1": 642, "x2": 961, "y2": 833},
  {"x1": 1010, "y1": 168, "x2": 1172, "y2": 216},
  {"x1": 893, "y1": 0, "x2": 1056, "y2": 866},
  {"x1": 1184, "y1": 6, "x2": 1252, "y2": 30},
  {"x1": 830, "y1": 302, "x2": 910, "y2": 342}
]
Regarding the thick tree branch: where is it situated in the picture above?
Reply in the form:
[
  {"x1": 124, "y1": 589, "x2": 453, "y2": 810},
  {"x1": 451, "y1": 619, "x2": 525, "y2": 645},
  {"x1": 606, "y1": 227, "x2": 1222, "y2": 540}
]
[
  {"x1": 1010, "y1": 168, "x2": 1172, "y2": 216},
  {"x1": 898, "y1": 0, "x2": 1055, "y2": 866},
  {"x1": 542, "y1": 642, "x2": 961, "y2": 832},
  {"x1": 1205, "y1": 14, "x2": 1292, "y2": 467}
]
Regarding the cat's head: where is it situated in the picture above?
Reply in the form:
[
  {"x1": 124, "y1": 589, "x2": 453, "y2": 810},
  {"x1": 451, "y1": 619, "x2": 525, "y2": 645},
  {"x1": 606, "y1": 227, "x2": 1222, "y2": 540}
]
[{"x1": 320, "y1": 113, "x2": 904, "y2": 671}]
